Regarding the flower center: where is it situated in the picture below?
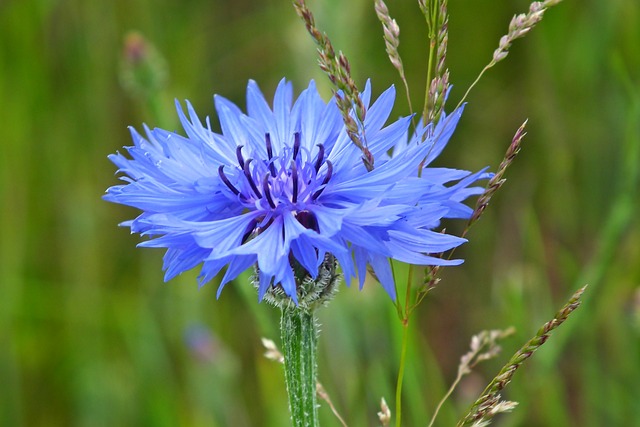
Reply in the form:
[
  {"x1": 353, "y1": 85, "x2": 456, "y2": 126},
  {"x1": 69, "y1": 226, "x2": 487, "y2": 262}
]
[{"x1": 219, "y1": 132, "x2": 332, "y2": 232}]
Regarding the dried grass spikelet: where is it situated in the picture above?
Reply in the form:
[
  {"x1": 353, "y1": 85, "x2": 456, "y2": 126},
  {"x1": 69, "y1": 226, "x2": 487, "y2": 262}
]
[
  {"x1": 428, "y1": 328, "x2": 515, "y2": 427},
  {"x1": 458, "y1": 286, "x2": 587, "y2": 426},
  {"x1": 425, "y1": 0, "x2": 451, "y2": 125},
  {"x1": 466, "y1": 119, "x2": 528, "y2": 232},
  {"x1": 493, "y1": 0, "x2": 564, "y2": 63},
  {"x1": 378, "y1": 397, "x2": 391, "y2": 427},
  {"x1": 292, "y1": 0, "x2": 373, "y2": 170},
  {"x1": 374, "y1": 0, "x2": 404, "y2": 79},
  {"x1": 457, "y1": 0, "x2": 564, "y2": 108}
]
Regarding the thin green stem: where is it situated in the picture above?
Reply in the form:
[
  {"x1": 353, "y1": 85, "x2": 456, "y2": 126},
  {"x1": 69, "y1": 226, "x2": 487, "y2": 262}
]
[
  {"x1": 394, "y1": 319, "x2": 410, "y2": 427},
  {"x1": 428, "y1": 365, "x2": 464, "y2": 427},
  {"x1": 454, "y1": 62, "x2": 494, "y2": 112},
  {"x1": 281, "y1": 307, "x2": 319, "y2": 427},
  {"x1": 421, "y1": 0, "x2": 440, "y2": 123},
  {"x1": 422, "y1": 33, "x2": 436, "y2": 124},
  {"x1": 393, "y1": 229, "x2": 420, "y2": 427},
  {"x1": 391, "y1": 262, "x2": 403, "y2": 319},
  {"x1": 405, "y1": 265, "x2": 415, "y2": 314}
]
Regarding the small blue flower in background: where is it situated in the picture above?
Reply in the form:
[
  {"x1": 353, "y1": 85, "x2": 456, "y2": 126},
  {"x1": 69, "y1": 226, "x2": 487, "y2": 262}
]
[
  {"x1": 185, "y1": 324, "x2": 219, "y2": 363},
  {"x1": 105, "y1": 79, "x2": 488, "y2": 303}
]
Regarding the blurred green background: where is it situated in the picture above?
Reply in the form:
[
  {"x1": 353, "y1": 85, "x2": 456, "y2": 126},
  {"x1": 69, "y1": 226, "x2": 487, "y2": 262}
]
[{"x1": 1, "y1": 0, "x2": 639, "y2": 426}]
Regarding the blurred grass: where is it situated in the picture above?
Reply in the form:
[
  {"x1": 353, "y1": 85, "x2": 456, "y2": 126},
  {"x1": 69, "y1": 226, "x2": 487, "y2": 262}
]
[{"x1": 1, "y1": 0, "x2": 639, "y2": 426}]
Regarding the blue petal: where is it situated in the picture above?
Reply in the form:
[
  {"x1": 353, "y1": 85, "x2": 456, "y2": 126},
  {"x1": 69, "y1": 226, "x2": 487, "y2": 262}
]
[
  {"x1": 367, "y1": 115, "x2": 413, "y2": 159},
  {"x1": 390, "y1": 228, "x2": 466, "y2": 251},
  {"x1": 353, "y1": 246, "x2": 368, "y2": 289},
  {"x1": 217, "y1": 255, "x2": 256, "y2": 297},
  {"x1": 162, "y1": 246, "x2": 210, "y2": 281},
  {"x1": 198, "y1": 256, "x2": 231, "y2": 287},
  {"x1": 368, "y1": 253, "x2": 396, "y2": 300},
  {"x1": 421, "y1": 105, "x2": 465, "y2": 165},
  {"x1": 105, "y1": 78, "x2": 487, "y2": 303},
  {"x1": 364, "y1": 84, "x2": 396, "y2": 134},
  {"x1": 215, "y1": 95, "x2": 251, "y2": 148},
  {"x1": 246, "y1": 80, "x2": 275, "y2": 138},
  {"x1": 194, "y1": 214, "x2": 260, "y2": 253},
  {"x1": 291, "y1": 238, "x2": 319, "y2": 279},
  {"x1": 272, "y1": 79, "x2": 294, "y2": 151}
]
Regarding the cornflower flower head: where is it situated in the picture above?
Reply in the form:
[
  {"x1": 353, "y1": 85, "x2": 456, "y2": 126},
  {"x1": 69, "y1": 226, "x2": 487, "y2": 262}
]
[{"x1": 105, "y1": 79, "x2": 488, "y2": 304}]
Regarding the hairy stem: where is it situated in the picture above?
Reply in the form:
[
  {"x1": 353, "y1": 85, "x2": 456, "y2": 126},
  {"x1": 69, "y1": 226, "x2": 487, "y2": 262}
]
[{"x1": 281, "y1": 307, "x2": 319, "y2": 427}]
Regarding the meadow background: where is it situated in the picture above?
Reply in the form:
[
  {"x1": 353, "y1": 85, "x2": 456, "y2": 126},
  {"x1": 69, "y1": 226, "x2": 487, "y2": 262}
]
[{"x1": 1, "y1": 0, "x2": 639, "y2": 426}]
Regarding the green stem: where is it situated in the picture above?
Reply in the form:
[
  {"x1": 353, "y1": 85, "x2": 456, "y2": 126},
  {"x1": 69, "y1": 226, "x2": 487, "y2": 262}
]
[
  {"x1": 454, "y1": 62, "x2": 494, "y2": 112},
  {"x1": 394, "y1": 260, "x2": 416, "y2": 427},
  {"x1": 395, "y1": 319, "x2": 410, "y2": 427},
  {"x1": 281, "y1": 306, "x2": 319, "y2": 427},
  {"x1": 422, "y1": 31, "x2": 436, "y2": 124}
]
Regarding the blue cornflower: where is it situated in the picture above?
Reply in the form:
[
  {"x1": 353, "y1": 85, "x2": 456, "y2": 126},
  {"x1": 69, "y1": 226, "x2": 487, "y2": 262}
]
[{"x1": 105, "y1": 79, "x2": 488, "y2": 303}]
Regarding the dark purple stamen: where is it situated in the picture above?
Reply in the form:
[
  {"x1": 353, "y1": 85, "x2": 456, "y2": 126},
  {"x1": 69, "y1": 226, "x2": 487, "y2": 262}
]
[
  {"x1": 322, "y1": 160, "x2": 333, "y2": 185},
  {"x1": 291, "y1": 161, "x2": 299, "y2": 203},
  {"x1": 312, "y1": 160, "x2": 333, "y2": 200},
  {"x1": 262, "y1": 173, "x2": 276, "y2": 208},
  {"x1": 265, "y1": 134, "x2": 273, "y2": 159},
  {"x1": 236, "y1": 145, "x2": 245, "y2": 169},
  {"x1": 293, "y1": 132, "x2": 301, "y2": 160},
  {"x1": 242, "y1": 218, "x2": 259, "y2": 243},
  {"x1": 314, "y1": 144, "x2": 325, "y2": 172},
  {"x1": 218, "y1": 165, "x2": 240, "y2": 195},
  {"x1": 294, "y1": 210, "x2": 319, "y2": 232},
  {"x1": 265, "y1": 134, "x2": 276, "y2": 176},
  {"x1": 243, "y1": 159, "x2": 262, "y2": 198}
]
